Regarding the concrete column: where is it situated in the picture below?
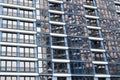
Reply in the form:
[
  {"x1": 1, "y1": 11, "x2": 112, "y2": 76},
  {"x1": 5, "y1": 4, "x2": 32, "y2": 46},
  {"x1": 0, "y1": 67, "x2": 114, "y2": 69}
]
[
  {"x1": 106, "y1": 77, "x2": 110, "y2": 80},
  {"x1": 67, "y1": 77, "x2": 71, "y2": 80},
  {"x1": 94, "y1": 77, "x2": 98, "y2": 80},
  {"x1": 0, "y1": 19, "x2": 2, "y2": 28},
  {"x1": 52, "y1": 77, "x2": 57, "y2": 80}
]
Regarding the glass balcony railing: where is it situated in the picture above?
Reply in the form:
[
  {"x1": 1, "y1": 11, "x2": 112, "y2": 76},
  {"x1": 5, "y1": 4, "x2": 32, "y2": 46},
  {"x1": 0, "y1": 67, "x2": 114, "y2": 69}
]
[
  {"x1": 50, "y1": 18, "x2": 63, "y2": 22},
  {"x1": 1, "y1": 37, "x2": 35, "y2": 44},
  {"x1": 54, "y1": 69, "x2": 69, "y2": 73},
  {"x1": 2, "y1": 0, "x2": 34, "y2": 7},
  {"x1": 2, "y1": 24, "x2": 34, "y2": 31},
  {"x1": 84, "y1": 1, "x2": 95, "y2": 6},
  {"x1": 49, "y1": 6, "x2": 61, "y2": 11}
]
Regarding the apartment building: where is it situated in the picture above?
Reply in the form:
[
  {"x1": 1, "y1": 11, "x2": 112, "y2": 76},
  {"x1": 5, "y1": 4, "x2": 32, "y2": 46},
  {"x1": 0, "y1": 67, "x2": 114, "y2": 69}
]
[
  {"x1": 0, "y1": 0, "x2": 38, "y2": 80},
  {"x1": 36, "y1": 0, "x2": 120, "y2": 80},
  {"x1": 0, "y1": 0, "x2": 119, "y2": 80}
]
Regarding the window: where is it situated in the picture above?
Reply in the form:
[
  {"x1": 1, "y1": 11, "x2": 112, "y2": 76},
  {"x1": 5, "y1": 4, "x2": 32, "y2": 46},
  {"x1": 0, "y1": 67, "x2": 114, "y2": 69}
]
[
  {"x1": 19, "y1": 61, "x2": 35, "y2": 72},
  {"x1": 19, "y1": 34, "x2": 34, "y2": 44},
  {"x1": 2, "y1": 19, "x2": 17, "y2": 29},
  {"x1": 2, "y1": 32, "x2": 17, "y2": 42},
  {"x1": 0, "y1": 60, "x2": 17, "y2": 72},
  {"x1": 3, "y1": 7, "x2": 17, "y2": 17},
  {"x1": 19, "y1": 9, "x2": 33, "y2": 18},
  {"x1": 19, "y1": 47, "x2": 35, "y2": 57},
  {"x1": 0, "y1": 76, "x2": 17, "y2": 80},
  {"x1": 19, "y1": 21, "x2": 34, "y2": 31},
  {"x1": 20, "y1": 77, "x2": 35, "y2": 80}
]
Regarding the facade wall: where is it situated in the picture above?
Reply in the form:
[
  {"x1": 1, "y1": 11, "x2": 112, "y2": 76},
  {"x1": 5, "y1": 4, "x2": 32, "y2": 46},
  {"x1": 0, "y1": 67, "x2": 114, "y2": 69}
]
[
  {"x1": 0, "y1": 0, "x2": 119, "y2": 80},
  {"x1": 0, "y1": 0, "x2": 38, "y2": 80},
  {"x1": 36, "y1": 0, "x2": 120, "y2": 80}
]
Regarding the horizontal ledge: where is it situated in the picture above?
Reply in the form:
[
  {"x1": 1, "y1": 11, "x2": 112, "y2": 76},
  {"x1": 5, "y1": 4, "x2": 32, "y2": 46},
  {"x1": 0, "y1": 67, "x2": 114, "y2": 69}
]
[
  {"x1": 0, "y1": 28, "x2": 36, "y2": 34},
  {"x1": 0, "y1": 3, "x2": 35, "y2": 10},
  {"x1": 94, "y1": 74, "x2": 111, "y2": 77},
  {"x1": 91, "y1": 49, "x2": 106, "y2": 52},
  {"x1": 0, "y1": 15, "x2": 36, "y2": 22},
  {"x1": 0, "y1": 42, "x2": 37, "y2": 47},
  {"x1": 48, "y1": 0, "x2": 63, "y2": 3},
  {"x1": 116, "y1": 10, "x2": 120, "y2": 13},
  {"x1": 0, "y1": 72, "x2": 38, "y2": 76},
  {"x1": 83, "y1": 5, "x2": 97, "y2": 9},
  {"x1": 92, "y1": 61, "x2": 108, "y2": 64},
  {"x1": 52, "y1": 59, "x2": 70, "y2": 62},
  {"x1": 85, "y1": 15, "x2": 99, "y2": 19},
  {"x1": 0, "y1": 56, "x2": 37, "y2": 61},
  {"x1": 48, "y1": 10, "x2": 64, "y2": 14},
  {"x1": 49, "y1": 21, "x2": 66, "y2": 25},
  {"x1": 53, "y1": 73, "x2": 71, "y2": 77},
  {"x1": 114, "y1": 1, "x2": 120, "y2": 5},
  {"x1": 51, "y1": 46, "x2": 68, "y2": 49},
  {"x1": 50, "y1": 33, "x2": 67, "y2": 37},
  {"x1": 87, "y1": 26, "x2": 101, "y2": 29},
  {"x1": 88, "y1": 37, "x2": 103, "y2": 40}
]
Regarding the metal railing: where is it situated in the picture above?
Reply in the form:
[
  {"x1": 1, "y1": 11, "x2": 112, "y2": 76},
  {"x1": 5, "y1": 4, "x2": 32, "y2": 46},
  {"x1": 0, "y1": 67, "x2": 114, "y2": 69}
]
[
  {"x1": 49, "y1": 7, "x2": 61, "y2": 11},
  {"x1": 54, "y1": 69, "x2": 69, "y2": 73},
  {"x1": 84, "y1": 2, "x2": 94, "y2": 6},
  {"x1": 50, "y1": 17, "x2": 63, "y2": 22}
]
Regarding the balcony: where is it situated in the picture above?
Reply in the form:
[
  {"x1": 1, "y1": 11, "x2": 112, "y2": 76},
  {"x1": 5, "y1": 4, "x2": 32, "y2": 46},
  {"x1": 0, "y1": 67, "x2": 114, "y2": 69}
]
[
  {"x1": 49, "y1": 2, "x2": 61, "y2": 11},
  {"x1": 50, "y1": 13, "x2": 65, "y2": 25},
  {"x1": 49, "y1": 3, "x2": 64, "y2": 14},
  {"x1": 54, "y1": 69, "x2": 69, "y2": 73},
  {"x1": 1, "y1": 37, "x2": 35, "y2": 44},
  {"x1": 83, "y1": 0, "x2": 95, "y2": 6},
  {"x1": 51, "y1": 25, "x2": 64, "y2": 34},
  {"x1": 87, "y1": 18, "x2": 98, "y2": 26},
  {"x1": 53, "y1": 49, "x2": 67, "y2": 59},
  {"x1": 48, "y1": 0, "x2": 63, "y2": 4},
  {"x1": 91, "y1": 40, "x2": 103, "y2": 49},
  {"x1": 94, "y1": 64, "x2": 107, "y2": 74},
  {"x1": 50, "y1": 17, "x2": 63, "y2": 22}
]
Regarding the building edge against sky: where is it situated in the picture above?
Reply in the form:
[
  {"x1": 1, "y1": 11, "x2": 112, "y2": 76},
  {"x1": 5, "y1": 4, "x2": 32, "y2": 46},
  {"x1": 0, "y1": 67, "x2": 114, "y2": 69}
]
[{"x1": 0, "y1": 0, "x2": 119, "y2": 80}]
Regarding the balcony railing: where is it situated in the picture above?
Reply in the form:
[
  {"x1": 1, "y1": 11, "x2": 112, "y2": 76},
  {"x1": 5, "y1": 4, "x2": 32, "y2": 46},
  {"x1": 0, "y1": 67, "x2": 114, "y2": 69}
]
[
  {"x1": 54, "y1": 69, "x2": 69, "y2": 73},
  {"x1": 2, "y1": 0, "x2": 34, "y2": 7},
  {"x1": 50, "y1": 18, "x2": 63, "y2": 22},
  {"x1": 86, "y1": 11, "x2": 96, "y2": 16},
  {"x1": 1, "y1": 37, "x2": 35, "y2": 44},
  {"x1": 0, "y1": 67, "x2": 36, "y2": 72},
  {"x1": 2, "y1": 24, "x2": 34, "y2": 31},
  {"x1": 2, "y1": 11, "x2": 34, "y2": 19},
  {"x1": 49, "y1": 7, "x2": 61, "y2": 11},
  {"x1": 0, "y1": 51, "x2": 35, "y2": 58},
  {"x1": 84, "y1": 1, "x2": 95, "y2": 6}
]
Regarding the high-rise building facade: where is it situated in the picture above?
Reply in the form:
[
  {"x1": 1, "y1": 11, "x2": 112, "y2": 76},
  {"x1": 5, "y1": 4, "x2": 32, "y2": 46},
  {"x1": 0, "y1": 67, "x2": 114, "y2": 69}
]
[
  {"x1": 0, "y1": 0, "x2": 38, "y2": 80},
  {"x1": 0, "y1": 0, "x2": 120, "y2": 80},
  {"x1": 36, "y1": 0, "x2": 120, "y2": 80}
]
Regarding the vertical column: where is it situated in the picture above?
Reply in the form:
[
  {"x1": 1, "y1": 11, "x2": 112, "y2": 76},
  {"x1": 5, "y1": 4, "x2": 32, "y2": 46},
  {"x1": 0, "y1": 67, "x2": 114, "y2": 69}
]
[{"x1": 94, "y1": 77, "x2": 98, "y2": 80}]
